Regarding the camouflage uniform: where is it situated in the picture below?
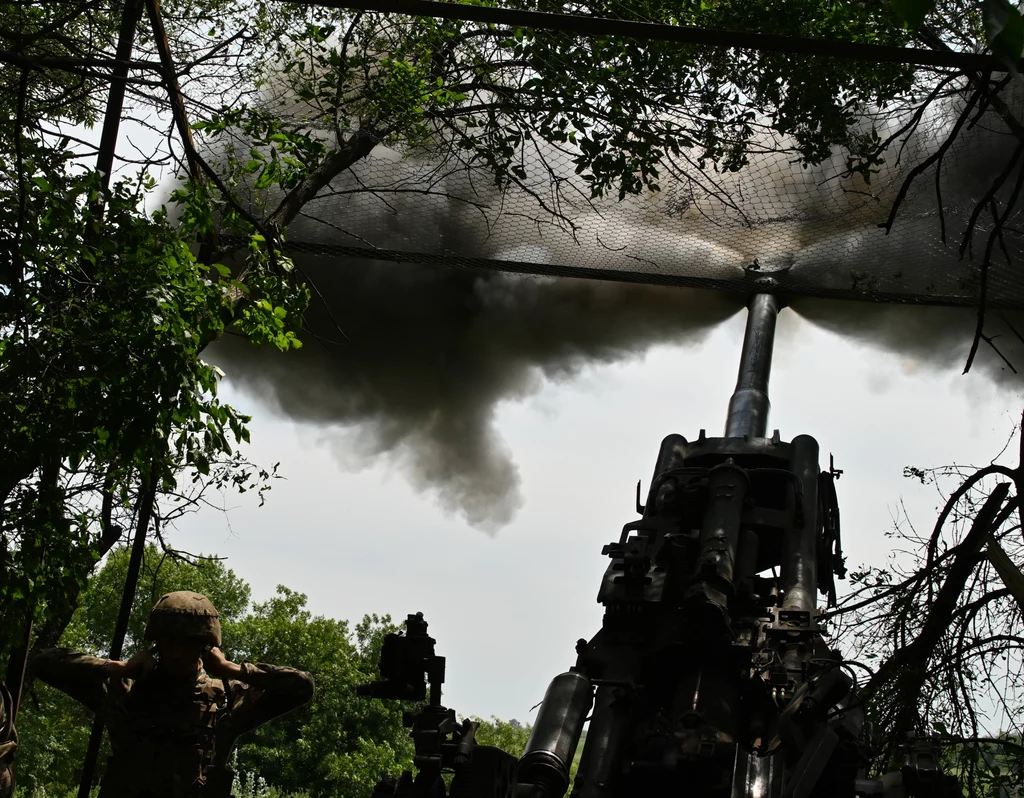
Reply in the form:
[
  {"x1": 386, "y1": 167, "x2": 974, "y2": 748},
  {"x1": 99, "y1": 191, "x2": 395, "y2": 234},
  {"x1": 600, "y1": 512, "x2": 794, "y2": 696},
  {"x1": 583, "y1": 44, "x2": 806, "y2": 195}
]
[
  {"x1": 0, "y1": 682, "x2": 16, "y2": 798},
  {"x1": 31, "y1": 592, "x2": 314, "y2": 798}
]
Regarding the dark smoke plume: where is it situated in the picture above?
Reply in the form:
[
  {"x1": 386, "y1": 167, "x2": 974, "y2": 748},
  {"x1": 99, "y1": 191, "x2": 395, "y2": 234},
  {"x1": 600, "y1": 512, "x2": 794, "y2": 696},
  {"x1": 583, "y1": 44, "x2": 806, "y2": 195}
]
[
  {"x1": 789, "y1": 89, "x2": 1024, "y2": 387},
  {"x1": 213, "y1": 258, "x2": 738, "y2": 531},
  {"x1": 790, "y1": 300, "x2": 1024, "y2": 388},
  {"x1": 209, "y1": 82, "x2": 1024, "y2": 530}
]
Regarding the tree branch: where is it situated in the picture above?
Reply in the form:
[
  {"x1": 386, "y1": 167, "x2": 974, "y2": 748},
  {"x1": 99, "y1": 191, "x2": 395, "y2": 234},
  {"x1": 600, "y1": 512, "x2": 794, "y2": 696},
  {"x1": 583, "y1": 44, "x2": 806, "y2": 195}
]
[
  {"x1": 864, "y1": 482, "x2": 1012, "y2": 740},
  {"x1": 267, "y1": 131, "x2": 379, "y2": 229}
]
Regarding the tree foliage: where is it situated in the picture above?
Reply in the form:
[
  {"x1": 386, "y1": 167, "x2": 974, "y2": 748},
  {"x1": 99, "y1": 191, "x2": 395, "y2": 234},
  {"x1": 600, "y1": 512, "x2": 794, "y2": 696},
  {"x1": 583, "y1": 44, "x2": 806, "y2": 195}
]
[
  {"x1": 0, "y1": 0, "x2": 310, "y2": 667},
  {"x1": 17, "y1": 547, "x2": 416, "y2": 798},
  {"x1": 830, "y1": 423, "x2": 1024, "y2": 795},
  {"x1": 0, "y1": 2, "x2": 113, "y2": 131},
  {"x1": 472, "y1": 715, "x2": 532, "y2": 758},
  {"x1": 196, "y1": 0, "x2": 917, "y2": 228},
  {"x1": 0, "y1": 129, "x2": 305, "y2": 656},
  {"x1": 891, "y1": 0, "x2": 1023, "y2": 67},
  {"x1": 60, "y1": 544, "x2": 252, "y2": 655},
  {"x1": 227, "y1": 592, "x2": 414, "y2": 797}
]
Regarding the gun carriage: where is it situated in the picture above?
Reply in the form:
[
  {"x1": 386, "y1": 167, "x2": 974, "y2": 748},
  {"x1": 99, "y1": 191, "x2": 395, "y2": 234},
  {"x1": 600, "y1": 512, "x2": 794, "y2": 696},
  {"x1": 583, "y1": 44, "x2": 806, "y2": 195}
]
[{"x1": 363, "y1": 295, "x2": 957, "y2": 798}]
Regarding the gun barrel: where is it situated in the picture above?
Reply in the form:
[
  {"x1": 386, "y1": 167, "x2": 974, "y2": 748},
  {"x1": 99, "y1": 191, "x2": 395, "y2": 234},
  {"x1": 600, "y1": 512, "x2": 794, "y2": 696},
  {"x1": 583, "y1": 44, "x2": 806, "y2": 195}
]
[{"x1": 725, "y1": 294, "x2": 780, "y2": 438}]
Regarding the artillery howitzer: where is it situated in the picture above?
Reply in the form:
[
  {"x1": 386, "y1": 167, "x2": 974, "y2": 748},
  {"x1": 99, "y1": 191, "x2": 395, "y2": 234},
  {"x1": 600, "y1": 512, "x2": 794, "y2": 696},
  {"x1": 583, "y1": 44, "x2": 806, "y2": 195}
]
[{"x1": 362, "y1": 295, "x2": 960, "y2": 798}]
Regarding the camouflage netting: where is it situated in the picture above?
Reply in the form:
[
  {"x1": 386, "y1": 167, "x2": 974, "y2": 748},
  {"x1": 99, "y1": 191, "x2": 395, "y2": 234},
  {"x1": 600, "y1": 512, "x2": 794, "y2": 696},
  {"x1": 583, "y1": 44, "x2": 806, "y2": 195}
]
[
  {"x1": 191, "y1": 3, "x2": 1024, "y2": 527},
  {"x1": 285, "y1": 125, "x2": 1024, "y2": 307},
  {"x1": 265, "y1": 27, "x2": 1024, "y2": 309}
]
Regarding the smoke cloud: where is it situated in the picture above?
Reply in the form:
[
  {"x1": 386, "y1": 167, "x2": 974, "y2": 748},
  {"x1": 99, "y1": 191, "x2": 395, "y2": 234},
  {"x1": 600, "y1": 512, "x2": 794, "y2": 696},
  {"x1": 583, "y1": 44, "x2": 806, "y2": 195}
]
[
  {"x1": 788, "y1": 89, "x2": 1024, "y2": 388},
  {"x1": 208, "y1": 82, "x2": 1024, "y2": 530},
  {"x1": 214, "y1": 260, "x2": 736, "y2": 531},
  {"x1": 790, "y1": 300, "x2": 1024, "y2": 388}
]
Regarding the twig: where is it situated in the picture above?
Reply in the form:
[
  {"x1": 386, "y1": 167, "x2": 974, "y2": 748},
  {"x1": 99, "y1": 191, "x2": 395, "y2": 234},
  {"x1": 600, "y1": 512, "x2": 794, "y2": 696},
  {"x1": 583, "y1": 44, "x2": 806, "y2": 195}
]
[
  {"x1": 883, "y1": 86, "x2": 983, "y2": 235},
  {"x1": 963, "y1": 160, "x2": 1024, "y2": 375}
]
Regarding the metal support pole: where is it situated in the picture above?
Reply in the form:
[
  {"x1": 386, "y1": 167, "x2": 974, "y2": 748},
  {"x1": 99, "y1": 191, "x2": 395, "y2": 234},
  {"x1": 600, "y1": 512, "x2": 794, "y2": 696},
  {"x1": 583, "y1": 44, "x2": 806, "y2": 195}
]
[{"x1": 724, "y1": 294, "x2": 780, "y2": 438}]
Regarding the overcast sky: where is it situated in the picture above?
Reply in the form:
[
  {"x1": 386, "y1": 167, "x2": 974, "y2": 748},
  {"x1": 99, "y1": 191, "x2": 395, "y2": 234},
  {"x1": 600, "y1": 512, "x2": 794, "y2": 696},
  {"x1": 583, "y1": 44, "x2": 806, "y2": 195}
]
[{"x1": 171, "y1": 301, "x2": 1023, "y2": 723}]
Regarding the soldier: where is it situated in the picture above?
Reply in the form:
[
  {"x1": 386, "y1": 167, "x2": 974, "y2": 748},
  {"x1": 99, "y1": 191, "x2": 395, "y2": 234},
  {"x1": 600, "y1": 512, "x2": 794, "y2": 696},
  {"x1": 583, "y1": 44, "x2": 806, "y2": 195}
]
[
  {"x1": 0, "y1": 682, "x2": 16, "y2": 798},
  {"x1": 31, "y1": 590, "x2": 315, "y2": 797}
]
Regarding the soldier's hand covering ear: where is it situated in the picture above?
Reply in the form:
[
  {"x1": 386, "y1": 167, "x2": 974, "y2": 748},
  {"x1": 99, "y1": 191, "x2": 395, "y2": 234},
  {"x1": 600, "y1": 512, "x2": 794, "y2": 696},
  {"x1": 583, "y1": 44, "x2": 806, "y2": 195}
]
[
  {"x1": 202, "y1": 647, "x2": 240, "y2": 680},
  {"x1": 106, "y1": 648, "x2": 157, "y2": 681}
]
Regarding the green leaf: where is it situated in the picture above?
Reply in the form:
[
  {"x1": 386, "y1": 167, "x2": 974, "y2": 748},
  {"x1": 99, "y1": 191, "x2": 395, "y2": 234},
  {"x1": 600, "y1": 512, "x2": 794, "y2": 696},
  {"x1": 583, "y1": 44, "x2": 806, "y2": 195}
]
[{"x1": 985, "y1": 0, "x2": 1024, "y2": 66}]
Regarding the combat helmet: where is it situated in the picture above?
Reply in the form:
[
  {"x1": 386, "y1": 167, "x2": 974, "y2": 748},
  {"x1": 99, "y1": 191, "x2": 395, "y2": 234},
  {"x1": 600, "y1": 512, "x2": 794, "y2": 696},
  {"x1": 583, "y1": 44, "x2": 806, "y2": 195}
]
[{"x1": 143, "y1": 591, "x2": 222, "y2": 647}]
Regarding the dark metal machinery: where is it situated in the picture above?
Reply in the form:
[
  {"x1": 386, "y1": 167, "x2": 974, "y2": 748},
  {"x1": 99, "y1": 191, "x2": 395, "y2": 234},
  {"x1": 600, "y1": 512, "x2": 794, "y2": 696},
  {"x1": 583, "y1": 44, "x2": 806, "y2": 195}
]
[
  {"x1": 365, "y1": 294, "x2": 959, "y2": 798},
  {"x1": 359, "y1": 612, "x2": 519, "y2": 797}
]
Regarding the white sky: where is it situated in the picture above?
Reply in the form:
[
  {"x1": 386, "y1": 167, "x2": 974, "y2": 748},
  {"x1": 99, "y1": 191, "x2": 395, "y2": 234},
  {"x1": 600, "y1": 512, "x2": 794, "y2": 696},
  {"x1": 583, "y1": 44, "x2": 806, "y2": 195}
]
[{"x1": 172, "y1": 305, "x2": 1024, "y2": 724}]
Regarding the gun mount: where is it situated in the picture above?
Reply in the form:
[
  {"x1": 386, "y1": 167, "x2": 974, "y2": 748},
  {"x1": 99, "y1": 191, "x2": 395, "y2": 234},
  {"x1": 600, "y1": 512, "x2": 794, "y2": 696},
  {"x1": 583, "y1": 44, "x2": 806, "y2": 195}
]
[
  {"x1": 359, "y1": 613, "x2": 519, "y2": 797},
  {"x1": 366, "y1": 295, "x2": 960, "y2": 798}
]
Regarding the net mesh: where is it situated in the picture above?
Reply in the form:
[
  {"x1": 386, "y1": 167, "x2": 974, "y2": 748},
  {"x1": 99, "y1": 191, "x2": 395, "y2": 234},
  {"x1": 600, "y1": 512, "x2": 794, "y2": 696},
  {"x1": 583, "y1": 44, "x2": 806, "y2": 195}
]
[
  {"x1": 200, "y1": 5, "x2": 1024, "y2": 308},
  {"x1": 283, "y1": 100, "x2": 1024, "y2": 308},
  {"x1": 286, "y1": 121, "x2": 1024, "y2": 307}
]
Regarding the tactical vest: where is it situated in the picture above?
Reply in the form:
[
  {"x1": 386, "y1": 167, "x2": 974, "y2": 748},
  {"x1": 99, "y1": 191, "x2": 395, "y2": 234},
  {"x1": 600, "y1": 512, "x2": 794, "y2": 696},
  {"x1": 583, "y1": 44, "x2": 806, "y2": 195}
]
[{"x1": 98, "y1": 669, "x2": 234, "y2": 798}]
